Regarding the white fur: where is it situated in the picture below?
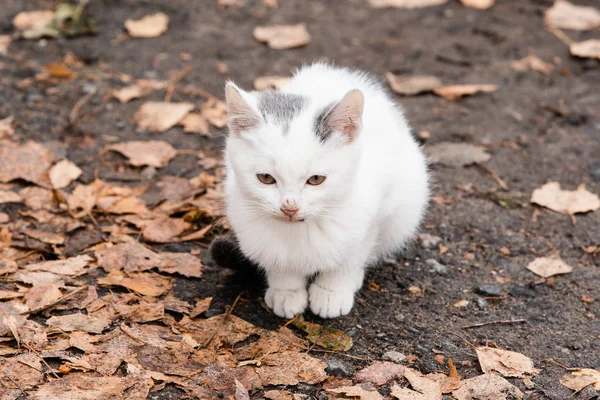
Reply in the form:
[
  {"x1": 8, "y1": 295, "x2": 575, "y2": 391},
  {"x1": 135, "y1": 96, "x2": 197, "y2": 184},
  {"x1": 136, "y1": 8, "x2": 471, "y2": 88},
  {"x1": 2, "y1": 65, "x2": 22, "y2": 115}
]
[{"x1": 224, "y1": 63, "x2": 430, "y2": 318}]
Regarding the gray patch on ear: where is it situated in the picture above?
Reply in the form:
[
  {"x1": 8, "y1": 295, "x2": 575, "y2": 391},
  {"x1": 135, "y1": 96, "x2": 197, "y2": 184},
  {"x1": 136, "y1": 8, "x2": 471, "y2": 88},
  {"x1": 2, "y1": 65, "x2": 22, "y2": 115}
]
[
  {"x1": 313, "y1": 102, "x2": 337, "y2": 143},
  {"x1": 258, "y1": 91, "x2": 307, "y2": 134}
]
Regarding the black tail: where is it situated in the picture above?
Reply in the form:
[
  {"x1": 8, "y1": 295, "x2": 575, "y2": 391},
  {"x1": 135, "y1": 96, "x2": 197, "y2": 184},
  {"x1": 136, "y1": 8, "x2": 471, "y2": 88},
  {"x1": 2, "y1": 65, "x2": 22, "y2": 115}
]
[{"x1": 209, "y1": 234, "x2": 261, "y2": 272}]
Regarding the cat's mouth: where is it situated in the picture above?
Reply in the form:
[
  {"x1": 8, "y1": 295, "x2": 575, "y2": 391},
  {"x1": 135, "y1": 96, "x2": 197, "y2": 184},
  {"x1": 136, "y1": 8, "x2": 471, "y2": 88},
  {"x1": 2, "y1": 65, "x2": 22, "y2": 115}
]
[{"x1": 277, "y1": 216, "x2": 306, "y2": 223}]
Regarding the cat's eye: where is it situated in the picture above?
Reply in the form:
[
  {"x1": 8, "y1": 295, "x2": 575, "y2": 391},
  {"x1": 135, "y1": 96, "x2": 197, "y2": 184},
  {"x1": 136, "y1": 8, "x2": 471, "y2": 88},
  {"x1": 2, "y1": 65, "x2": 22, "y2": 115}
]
[
  {"x1": 307, "y1": 175, "x2": 326, "y2": 185},
  {"x1": 257, "y1": 173, "x2": 276, "y2": 184}
]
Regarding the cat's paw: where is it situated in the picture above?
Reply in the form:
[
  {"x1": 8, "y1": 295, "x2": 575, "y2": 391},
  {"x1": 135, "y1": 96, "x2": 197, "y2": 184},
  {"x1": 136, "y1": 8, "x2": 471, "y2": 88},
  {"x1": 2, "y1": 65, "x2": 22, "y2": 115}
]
[
  {"x1": 308, "y1": 284, "x2": 354, "y2": 318},
  {"x1": 265, "y1": 287, "x2": 308, "y2": 319}
]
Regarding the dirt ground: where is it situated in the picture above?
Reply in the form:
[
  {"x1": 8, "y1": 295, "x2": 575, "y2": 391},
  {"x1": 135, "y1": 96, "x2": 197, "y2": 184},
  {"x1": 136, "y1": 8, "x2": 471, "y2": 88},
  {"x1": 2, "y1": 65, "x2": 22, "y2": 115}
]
[{"x1": 1, "y1": 0, "x2": 599, "y2": 399}]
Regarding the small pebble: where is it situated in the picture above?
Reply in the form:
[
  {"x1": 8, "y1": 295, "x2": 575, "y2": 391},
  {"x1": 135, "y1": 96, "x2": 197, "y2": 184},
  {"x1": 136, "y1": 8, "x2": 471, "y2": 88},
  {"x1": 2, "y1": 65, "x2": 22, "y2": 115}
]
[
  {"x1": 426, "y1": 259, "x2": 447, "y2": 275},
  {"x1": 383, "y1": 350, "x2": 407, "y2": 364},
  {"x1": 476, "y1": 285, "x2": 502, "y2": 297},
  {"x1": 476, "y1": 297, "x2": 488, "y2": 310},
  {"x1": 325, "y1": 359, "x2": 350, "y2": 377},
  {"x1": 82, "y1": 83, "x2": 97, "y2": 95},
  {"x1": 418, "y1": 233, "x2": 441, "y2": 249},
  {"x1": 116, "y1": 120, "x2": 127, "y2": 129}
]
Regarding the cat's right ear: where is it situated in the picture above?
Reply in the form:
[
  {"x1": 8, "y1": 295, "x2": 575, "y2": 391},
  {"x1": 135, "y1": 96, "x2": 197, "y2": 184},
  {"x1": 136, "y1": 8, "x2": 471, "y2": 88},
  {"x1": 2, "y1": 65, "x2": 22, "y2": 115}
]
[{"x1": 225, "y1": 83, "x2": 262, "y2": 136}]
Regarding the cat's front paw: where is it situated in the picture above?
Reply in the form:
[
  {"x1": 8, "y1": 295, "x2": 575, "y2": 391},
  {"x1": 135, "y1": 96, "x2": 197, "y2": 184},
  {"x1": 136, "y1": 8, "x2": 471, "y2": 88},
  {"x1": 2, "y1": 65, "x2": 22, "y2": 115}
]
[
  {"x1": 265, "y1": 287, "x2": 308, "y2": 319},
  {"x1": 308, "y1": 284, "x2": 354, "y2": 318}
]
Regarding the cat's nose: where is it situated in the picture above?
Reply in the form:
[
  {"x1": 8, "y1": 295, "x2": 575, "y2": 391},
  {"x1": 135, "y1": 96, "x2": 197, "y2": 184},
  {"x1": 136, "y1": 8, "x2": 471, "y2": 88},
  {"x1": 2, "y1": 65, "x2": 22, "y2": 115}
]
[{"x1": 280, "y1": 206, "x2": 299, "y2": 217}]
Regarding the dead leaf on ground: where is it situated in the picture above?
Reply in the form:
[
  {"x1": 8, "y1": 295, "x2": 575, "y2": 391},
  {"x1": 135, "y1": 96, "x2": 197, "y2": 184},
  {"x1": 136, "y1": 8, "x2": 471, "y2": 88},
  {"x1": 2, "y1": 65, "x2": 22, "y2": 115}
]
[
  {"x1": 19, "y1": 187, "x2": 55, "y2": 210},
  {"x1": 460, "y1": 0, "x2": 494, "y2": 9},
  {"x1": 1, "y1": 353, "x2": 44, "y2": 390},
  {"x1": 0, "y1": 190, "x2": 22, "y2": 204},
  {"x1": 256, "y1": 351, "x2": 328, "y2": 385},
  {"x1": 179, "y1": 113, "x2": 210, "y2": 136},
  {"x1": 386, "y1": 73, "x2": 442, "y2": 96},
  {"x1": 48, "y1": 159, "x2": 82, "y2": 189},
  {"x1": 46, "y1": 312, "x2": 111, "y2": 333},
  {"x1": 253, "y1": 24, "x2": 311, "y2": 50},
  {"x1": 44, "y1": 62, "x2": 76, "y2": 79},
  {"x1": 425, "y1": 142, "x2": 491, "y2": 167},
  {"x1": 290, "y1": 315, "x2": 352, "y2": 351},
  {"x1": 125, "y1": 13, "x2": 169, "y2": 38},
  {"x1": 107, "y1": 140, "x2": 177, "y2": 168},
  {"x1": 390, "y1": 368, "x2": 443, "y2": 400},
  {"x1": 13, "y1": 10, "x2": 55, "y2": 31},
  {"x1": 112, "y1": 79, "x2": 167, "y2": 103},
  {"x1": 190, "y1": 297, "x2": 213, "y2": 318},
  {"x1": 526, "y1": 256, "x2": 573, "y2": 278},
  {"x1": 355, "y1": 361, "x2": 405, "y2": 385},
  {"x1": 68, "y1": 179, "x2": 149, "y2": 217},
  {"x1": 32, "y1": 373, "x2": 140, "y2": 399},
  {"x1": 544, "y1": 0, "x2": 600, "y2": 31},
  {"x1": 531, "y1": 182, "x2": 599, "y2": 215},
  {"x1": 200, "y1": 98, "x2": 228, "y2": 128},
  {"x1": 98, "y1": 269, "x2": 173, "y2": 297},
  {"x1": 0, "y1": 141, "x2": 54, "y2": 187},
  {"x1": 24, "y1": 255, "x2": 92, "y2": 276},
  {"x1": 570, "y1": 40, "x2": 600, "y2": 60},
  {"x1": 254, "y1": 76, "x2": 292, "y2": 91},
  {"x1": 133, "y1": 101, "x2": 194, "y2": 132},
  {"x1": 452, "y1": 373, "x2": 524, "y2": 400},
  {"x1": 24, "y1": 283, "x2": 63, "y2": 310},
  {"x1": 433, "y1": 84, "x2": 498, "y2": 100},
  {"x1": 142, "y1": 217, "x2": 191, "y2": 243},
  {"x1": 22, "y1": 228, "x2": 65, "y2": 245},
  {"x1": 367, "y1": 0, "x2": 448, "y2": 8},
  {"x1": 328, "y1": 383, "x2": 384, "y2": 400},
  {"x1": 0, "y1": 116, "x2": 15, "y2": 138},
  {"x1": 0, "y1": 35, "x2": 11, "y2": 55},
  {"x1": 476, "y1": 347, "x2": 540, "y2": 378},
  {"x1": 511, "y1": 54, "x2": 554, "y2": 76},
  {"x1": 560, "y1": 368, "x2": 600, "y2": 391}
]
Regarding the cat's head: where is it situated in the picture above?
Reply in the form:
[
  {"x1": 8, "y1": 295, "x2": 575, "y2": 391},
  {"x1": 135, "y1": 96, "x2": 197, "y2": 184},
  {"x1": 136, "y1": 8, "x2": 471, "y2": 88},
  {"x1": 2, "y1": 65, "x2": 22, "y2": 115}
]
[{"x1": 224, "y1": 82, "x2": 364, "y2": 223}]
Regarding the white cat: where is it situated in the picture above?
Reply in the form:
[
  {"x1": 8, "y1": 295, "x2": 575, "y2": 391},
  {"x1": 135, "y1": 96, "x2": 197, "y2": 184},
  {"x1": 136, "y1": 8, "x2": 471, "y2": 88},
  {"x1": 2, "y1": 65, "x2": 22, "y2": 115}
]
[{"x1": 222, "y1": 63, "x2": 429, "y2": 319}]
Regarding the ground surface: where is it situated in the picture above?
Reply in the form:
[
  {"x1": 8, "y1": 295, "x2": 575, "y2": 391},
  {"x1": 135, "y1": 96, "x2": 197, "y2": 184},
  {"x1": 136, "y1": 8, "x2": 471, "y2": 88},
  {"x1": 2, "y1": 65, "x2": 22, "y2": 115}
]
[{"x1": 1, "y1": 0, "x2": 599, "y2": 399}]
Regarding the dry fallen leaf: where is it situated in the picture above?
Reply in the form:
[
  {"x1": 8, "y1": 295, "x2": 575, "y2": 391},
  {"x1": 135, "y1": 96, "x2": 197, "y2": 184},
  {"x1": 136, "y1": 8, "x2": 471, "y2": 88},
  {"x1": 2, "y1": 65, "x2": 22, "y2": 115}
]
[
  {"x1": 433, "y1": 84, "x2": 498, "y2": 100},
  {"x1": 425, "y1": 142, "x2": 491, "y2": 167},
  {"x1": 560, "y1": 368, "x2": 600, "y2": 391},
  {"x1": 133, "y1": 101, "x2": 194, "y2": 132},
  {"x1": 526, "y1": 256, "x2": 573, "y2": 278},
  {"x1": 190, "y1": 297, "x2": 213, "y2": 318},
  {"x1": 44, "y1": 63, "x2": 76, "y2": 79},
  {"x1": 511, "y1": 55, "x2": 554, "y2": 76},
  {"x1": 254, "y1": 76, "x2": 292, "y2": 91},
  {"x1": 328, "y1": 383, "x2": 384, "y2": 400},
  {"x1": 570, "y1": 40, "x2": 600, "y2": 60},
  {"x1": 107, "y1": 140, "x2": 177, "y2": 168},
  {"x1": 49, "y1": 159, "x2": 82, "y2": 189},
  {"x1": 356, "y1": 361, "x2": 405, "y2": 385},
  {"x1": 476, "y1": 347, "x2": 540, "y2": 378},
  {"x1": 13, "y1": 10, "x2": 54, "y2": 31},
  {"x1": 142, "y1": 217, "x2": 191, "y2": 243},
  {"x1": 46, "y1": 313, "x2": 111, "y2": 333},
  {"x1": 200, "y1": 98, "x2": 228, "y2": 128},
  {"x1": 125, "y1": 13, "x2": 169, "y2": 37},
  {"x1": 24, "y1": 283, "x2": 63, "y2": 310},
  {"x1": 544, "y1": 0, "x2": 600, "y2": 31},
  {"x1": 367, "y1": 0, "x2": 448, "y2": 8},
  {"x1": 24, "y1": 255, "x2": 92, "y2": 276},
  {"x1": 98, "y1": 269, "x2": 173, "y2": 297},
  {"x1": 460, "y1": 0, "x2": 494, "y2": 9},
  {"x1": 253, "y1": 24, "x2": 311, "y2": 50},
  {"x1": 179, "y1": 112, "x2": 210, "y2": 136},
  {"x1": 22, "y1": 228, "x2": 65, "y2": 245},
  {"x1": 452, "y1": 373, "x2": 523, "y2": 400},
  {"x1": 112, "y1": 79, "x2": 167, "y2": 103},
  {"x1": 256, "y1": 351, "x2": 328, "y2": 385},
  {"x1": 0, "y1": 35, "x2": 10, "y2": 55},
  {"x1": 0, "y1": 116, "x2": 15, "y2": 138},
  {"x1": 0, "y1": 141, "x2": 54, "y2": 187},
  {"x1": 531, "y1": 182, "x2": 599, "y2": 215},
  {"x1": 386, "y1": 73, "x2": 442, "y2": 96},
  {"x1": 0, "y1": 190, "x2": 21, "y2": 204},
  {"x1": 290, "y1": 315, "x2": 352, "y2": 351}
]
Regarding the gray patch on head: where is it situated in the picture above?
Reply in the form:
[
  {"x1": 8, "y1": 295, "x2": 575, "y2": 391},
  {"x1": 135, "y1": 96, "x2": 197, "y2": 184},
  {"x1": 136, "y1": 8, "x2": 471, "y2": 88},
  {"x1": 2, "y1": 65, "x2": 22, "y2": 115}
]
[
  {"x1": 313, "y1": 101, "x2": 337, "y2": 143},
  {"x1": 258, "y1": 91, "x2": 307, "y2": 134}
]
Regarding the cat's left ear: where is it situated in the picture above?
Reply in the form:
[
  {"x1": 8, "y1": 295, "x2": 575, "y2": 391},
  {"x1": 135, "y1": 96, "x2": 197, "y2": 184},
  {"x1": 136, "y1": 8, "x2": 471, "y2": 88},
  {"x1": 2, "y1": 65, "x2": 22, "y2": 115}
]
[
  {"x1": 328, "y1": 89, "x2": 364, "y2": 142},
  {"x1": 225, "y1": 82, "x2": 262, "y2": 136}
]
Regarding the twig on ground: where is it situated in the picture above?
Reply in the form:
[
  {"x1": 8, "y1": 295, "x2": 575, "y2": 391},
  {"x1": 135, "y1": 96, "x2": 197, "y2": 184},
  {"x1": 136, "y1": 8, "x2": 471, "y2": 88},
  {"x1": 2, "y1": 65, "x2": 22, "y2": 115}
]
[
  {"x1": 477, "y1": 163, "x2": 509, "y2": 191},
  {"x1": 542, "y1": 358, "x2": 577, "y2": 371},
  {"x1": 22, "y1": 343, "x2": 61, "y2": 380},
  {"x1": 22, "y1": 285, "x2": 88, "y2": 315},
  {"x1": 165, "y1": 65, "x2": 194, "y2": 102},
  {"x1": 462, "y1": 319, "x2": 527, "y2": 329},
  {"x1": 3, "y1": 373, "x2": 29, "y2": 398},
  {"x1": 201, "y1": 292, "x2": 244, "y2": 348},
  {"x1": 546, "y1": 27, "x2": 573, "y2": 46},
  {"x1": 69, "y1": 92, "x2": 94, "y2": 125},
  {"x1": 448, "y1": 332, "x2": 477, "y2": 349}
]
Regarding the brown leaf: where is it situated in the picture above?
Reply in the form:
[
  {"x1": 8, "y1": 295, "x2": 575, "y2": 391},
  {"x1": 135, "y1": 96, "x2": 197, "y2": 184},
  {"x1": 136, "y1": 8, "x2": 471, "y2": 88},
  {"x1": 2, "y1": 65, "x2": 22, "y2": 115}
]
[
  {"x1": 367, "y1": 0, "x2": 447, "y2": 8},
  {"x1": 9, "y1": 271, "x2": 64, "y2": 286},
  {"x1": 24, "y1": 255, "x2": 92, "y2": 276},
  {"x1": 511, "y1": 55, "x2": 554, "y2": 76},
  {"x1": 476, "y1": 347, "x2": 539, "y2": 378},
  {"x1": 44, "y1": 63, "x2": 76, "y2": 79},
  {"x1": 0, "y1": 258, "x2": 17, "y2": 275},
  {"x1": 1, "y1": 353, "x2": 44, "y2": 390},
  {"x1": 290, "y1": 315, "x2": 352, "y2": 351},
  {"x1": 0, "y1": 212, "x2": 9, "y2": 224},
  {"x1": 460, "y1": 0, "x2": 494, "y2": 9},
  {"x1": 0, "y1": 190, "x2": 22, "y2": 204},
  {"x1": 328, "y1": 383, "x2": 384, "y2": 400},
  {"x1": 544, "y1": 0, "x2": 600, "y2": 31},
  {"x1": 0, "y1": 141, "x2": 54, "y2": 187},
  {"x1": 87, "y1": 293, "x2": 164, "y2": 323},
  {"x1": 46, "y1": 312, "x2": 111, "y2": 333},
  {"x1": 0, "y1": 301, "x2": 28, "y2": 338},
  {"x1": 531, "y1": 182, "x2": 599, "y2": 215},
  {"x1": 13, "y1": 10, "x2": 54, "y2": 31},
  {"x1": 0, "y1": 115, "x2": 15, "y2": 138},
  {"x1": 234, "y1": 327, "x2": 307, "y2": 361},
  {"x1": 133, "y1": 101, "x2": 194, "y2": 132},
  {"x1": 22, "y1": 228, "x2": 65, "y2": 245},
  {"x1": 98, "y1": 269, "x2": 173, "y2": 297},
  {"x1": 112, "y1": 79, "x2": 167, "y2": 103},
  {"x1": 570, "y1": 40, "x2": 600, "y2": 60},
  {"x1": 32, "y1": 373, "x2": 138, "y2": 399},
  {"x1": 356, "y1": 361, "x2": 406, "y2": 385},
  {"x1": 24, "y1": 283, "x2": 62, "y2": 310},
  {"x1": 48, "y1": 159, "x2": 82, "y2": 189},
  {"x1": 235, "y1": 379, "x2": 251, "y2": 400},
  {"x1": 254, "y1": 76, "x2": 292, "y2": 91},
  {"x1": 0, "y1": 289, "x2": 23, "y2": 300},
  {"x1": 386, "y1": 73, "x2": 442, "y2": 95},
  {"x1": 560, "y1": 369, "x2": 600, "y2": 391},
  {"x1": 526, "y1": 256, "x2": 573, "y2": 278},
  {"x1": 157, "y1": 176, "x2": 200, "y2": 201},
  {"x1": 142, "y1": 217, "x2": 191, "y2": 243},
  {"x1": 425, "y1": 142, "x2": 490, "y2": 167},
  {"x1": 159, "y1": 252, "x2": 203, "y2": 278},
  {"x1": 179, "y1": 112, "x2": 210, "y2": 136},
  {"x1": 190, "y1": 297, "x2": 213, "y2": 318},
  {"x1": 107, "y1": 140, "x2": 177, "y2": 168},
  {"x1": 452, "y1": 374, "x2": 524, "y2": 400},
  {"x1": 19, "y1": 186, "x2": 55, "y2": 210},
  {"x1": 253, "y1": 24, "x2": 311, "y2": 50},
  {"x1": 0, "y1": 35, "x2": 12, "y2": 55},
  {"x1": 179, "y1": 314, "x2": 260, "y2": 350},
  {"x1": 125, "y1": 13, "x2": 169, "y2": 37},
  {"x1": 257, "y1": 351, "x2": 328, "y2": 385},
  {"x1": 201, "y1": 98, "x2": 228, "y2": 128},
  {"x1": 433, "y1": 84, "x2": 498, "y2": 100}
]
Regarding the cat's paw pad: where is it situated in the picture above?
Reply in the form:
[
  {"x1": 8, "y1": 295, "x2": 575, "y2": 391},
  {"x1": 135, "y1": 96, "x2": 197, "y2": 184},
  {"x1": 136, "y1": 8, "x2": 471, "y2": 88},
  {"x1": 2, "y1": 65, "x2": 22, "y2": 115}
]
[
  {"x1": 265, "y1": 287, "x2": 308, "y2": 319},
  {"x1": 308, "y1": 284, "x2": 354, "y2": 318}
]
